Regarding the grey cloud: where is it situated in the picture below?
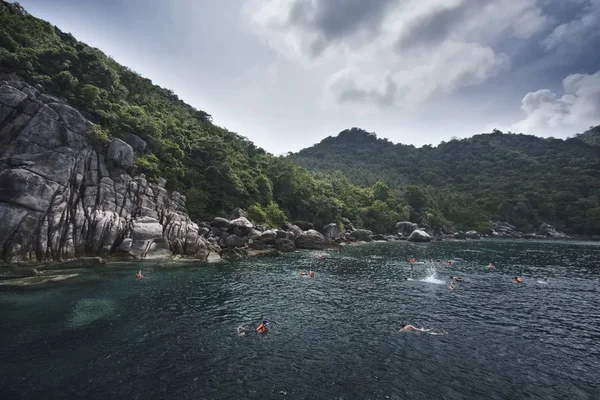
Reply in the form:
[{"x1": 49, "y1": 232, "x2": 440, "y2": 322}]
[
  {"x1": 337, "y1": 76, "x2": 397, "y2": 107},
  {"x1": 395, "y1": 0, "x2": 493, "y2": 51},
  {"x1": 289, "y1": 0, "x2": 396, "y2": 55}
]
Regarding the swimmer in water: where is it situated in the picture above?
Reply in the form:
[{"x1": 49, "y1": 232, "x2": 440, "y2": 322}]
[
  {"x1": 488, "y1": 263, "x2": 495, "y2": 269},
  {"x1": 256, "y1": 320, "x2": 269, "y2": 334},
  {"x1": 450, "y1": 276, "x2": 463, "y2": 282},
  {"x1": 301, "y1": 271, "x2": 307, "y2": 276},
  {"x1": 309, "y1": 271, "x2": 315, "y2": 278},
  {"x1": 136, "y1": 270, "x2": 143, "y2": 279},
  {"x1": 449, "y1": 281, "x2": 455, "y2": 290},
  {"x1": 399, "y1": 322, "x2": 429, "y2": 333},
  {"x1": 513, "y1": 277, "x2": 522, "y2": 284}
]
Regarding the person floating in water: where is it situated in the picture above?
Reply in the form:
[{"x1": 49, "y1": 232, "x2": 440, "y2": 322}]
[
  {"x1": 136, "y1": 270, "x2": 143, "y2": 280},
  {"x1": 449, "y1": 281, "x2": 455, "y2": 290},
  {"x1": 409, "y1": 257, "x2": 415, "y2": 263},
  {"x1": 301, "y1": 271, "x2": 307, "y2": 277},
  {"x1": 318, "y1": 253, "x2": 325, "y2": 259},
  {"x1": 513, "y1": 277, "x2": 522, "y2": 284},
  {"x1": 399, "y1": 322, "x2": 429, "y2": 333},
  {"x1": 256, "y1": 320, "x2": 270, "y2": 334},
  {"x1": 309, "y1": 271, "x2": 315, "y2": 278},
  {"x1": 450, "y1": 276, "x2": 463, "y2": 282},
  {"x1": 447, "y1": 260, "x2": 452, "y2": 265},
  {"x1": 488, "y1": 263, "x2": 495, "y2": 269}
]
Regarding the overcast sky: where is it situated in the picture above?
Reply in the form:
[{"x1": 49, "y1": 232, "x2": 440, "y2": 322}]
[{"x1": 16, "y1": 0, "x2": 600, "y2": 154}]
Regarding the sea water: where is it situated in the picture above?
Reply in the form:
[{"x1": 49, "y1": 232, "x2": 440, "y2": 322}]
[{"x1": 1, "y1": 239, "x2": 599, "y2": 399}]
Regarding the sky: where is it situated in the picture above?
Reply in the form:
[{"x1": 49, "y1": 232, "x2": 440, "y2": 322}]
[{"x1": 15, "y1": 0, "x2": 600, "y2": 154}]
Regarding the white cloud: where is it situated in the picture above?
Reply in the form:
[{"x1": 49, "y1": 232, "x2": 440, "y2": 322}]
[
  {"x1": 242, "y1": 0, "x2": 547, "y2": 109},
  {"x1": 509, "y1": 71, "x2": 600, "y2": 135}
]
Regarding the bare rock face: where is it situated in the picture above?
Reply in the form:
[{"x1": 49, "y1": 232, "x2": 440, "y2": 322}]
[
  {"x1": 108, "y1": 138, "x2": 134, "y2": 169},
  {"x1": 0, "y1": 80, "x2": 208, "y2": 263}
]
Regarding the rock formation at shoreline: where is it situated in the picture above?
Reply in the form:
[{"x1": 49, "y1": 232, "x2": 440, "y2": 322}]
[{"x1": 0, "y1": 80, "x2": 216, "y2": 263}]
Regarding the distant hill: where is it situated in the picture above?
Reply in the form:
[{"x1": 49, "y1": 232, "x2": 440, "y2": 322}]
[
  {"x1": 294, "y1": 127, "x2": 600, "y2": 234},
  {"x1": 576, "y1": 126, "x2": 600, "y2": 146}
]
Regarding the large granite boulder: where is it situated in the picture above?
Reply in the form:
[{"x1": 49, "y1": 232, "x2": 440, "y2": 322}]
[
  {"x1": 107, "y1": 138, "x2": 133, "y2": 169},
  {"x1": 408, "y1": 229, "x2": 432, "y2": 242},
  {"x1": 124, "y1": 133, "x2": 148, "y2": 154},
  {"x1": 465, "y1": 230, "x2": 480, "y2": 240},
  {"x1": 274, "y1": 238, "x2": 296, "y2": 252},
  {"x1": 229, "y1": 217, "x2": 253, "y2": 236},
  {"x1": 293, "y1": 221, "x2": 314, "y2": 231},
  {"x1": 349, "y1": 229, "x2": 373, "y2": 242},
  {"x1": 210, "y1": 217, "x2": 230, "y2": 229},
  {"x1": 258, "y1": 230, "x2": 277, "y2": 243},
  {"x1": 290, "y1": 225, "x2": 304, "y2": 237},
  {"x1": 538, "y1": 223, "x2": 568, "y2": 239},
  {"x1": 225, "y1": 234, "x2": 248, "y2": 248},
  {"x1": 295, "y1": 229, "x2": 327, "y2": 249},
  {"x1": 322, "y1": 223, "x2": 342, "y2": 239},
  {"x1": 396, "y1": 221, "x2": 418, "y2": 236}
]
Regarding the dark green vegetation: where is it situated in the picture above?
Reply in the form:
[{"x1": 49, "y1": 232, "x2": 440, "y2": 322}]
[
  {"x1": 295, "y1": 127, "x2": 600, "y2": 235},
  {"x1": 2, "y1": 1, "x2": 599, "y2": 235}
]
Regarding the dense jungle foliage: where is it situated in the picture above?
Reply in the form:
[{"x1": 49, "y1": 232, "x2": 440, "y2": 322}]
[
  {"x1": 295, "y1": 127, "x2": 600, "y2": 235},
  {"x1": 2, "y1": 1, "x2": 599, "y2": 235}
]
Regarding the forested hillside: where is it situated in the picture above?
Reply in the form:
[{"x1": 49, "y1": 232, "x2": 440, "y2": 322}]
[
  {"x1": 0, "y1": 1, "x2": 405, "y2": 233},
  {"x1": 295, "y1": 127, "x2": 600, "y2": 235},
  {"x1": 2, "y1": 1, "x2": 599, "y2": 236}
]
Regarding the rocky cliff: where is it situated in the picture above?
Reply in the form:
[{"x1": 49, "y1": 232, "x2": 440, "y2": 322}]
[{"x1": 0, "y1": 80, "x2": 216, "y2": 263}]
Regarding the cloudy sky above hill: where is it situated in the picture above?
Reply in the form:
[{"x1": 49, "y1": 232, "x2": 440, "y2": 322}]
[{"x1": 16, "y1": 0, "x2": 600, "y2": 153}]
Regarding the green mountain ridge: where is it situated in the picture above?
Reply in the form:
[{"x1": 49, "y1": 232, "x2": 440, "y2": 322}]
[
  {"x1": 2, "y1": 1, "x2": 599, "y2": 235},
  {"x1": 294, "y1": 127, "x2": 600, "y2": 235}
]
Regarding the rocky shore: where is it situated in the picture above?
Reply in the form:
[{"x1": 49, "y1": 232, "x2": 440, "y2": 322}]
[{"x1": 0, "y1": 79, "x2": 577, "y2": 282}]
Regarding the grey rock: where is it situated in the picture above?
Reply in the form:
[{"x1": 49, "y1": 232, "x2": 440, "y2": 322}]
[
  {"x1": 323, "y1": 223, "x2": 342, "y2": 239},
  {"x1": 0, "y1": 84, "x2": 28, "y2": 107},
  {"x1": 124, "y1": 133, "x2": 148, "y2": 154},
  {"x1": 274, "y1": 238, "x2": 296, "y2": 252},
  {"x1": 258, "y1": 230, "x2": 277, "y2": 243},
  {"x1": 225, "y1": 234, "x2": 247, "y2": 248},
  {"x1": 275, "y1": 230, "x2": 287, "y2": 239},
  {"x1": 465, "y1": 230, "x2": 480, "y2": 240},
  {"x1": 210, "y1": 217, "x2": 230, "y2": 229},
  {"x1": 295, "y1": 229, "x2": 327, "y2": 250},
  {"x1": 248, "y1": 229, "x2": 261, "y2": 240},
  {"x1": 538, "y1": 223, "x2": 568, "y2": 239},
  {"x1": 229, "y1": 217, "x2": 253, "y2": 236},
  {"x1": 350, "y1": 229, "x2": 373, "y2": 242},
  {"x1": 108, "y1": 138, "x2": 134, "y2": 169},
  {"x1": 290, "y1": 225, "x2": 304, "y2": 237},
  {"x1": 407, "y1": 229, "x2": 431, "y2": 242},
  {"x1": 396, "y1": 221, "x2": 418, "y2": 236}
]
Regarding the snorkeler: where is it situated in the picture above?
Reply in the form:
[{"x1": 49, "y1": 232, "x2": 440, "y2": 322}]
[
  {"x1": 301, "y1": 271, "x2": 307, "y2": 276},
  {"x1": 449, "y1": 281, "x2": 455, "y2": 290},
  {"x1": 256, "y1": 320, "x2": 270, "y2": 334},
  {"x1": 513, "y1": 277, "x2": 522, "y2": 284},
  {"x1": 488, "y1": 263, "x2": 495, "y2": 269},
  {"x1": 450, "y1": 276, "x2": 463, "y2": 282},
  {"x1": 309, "y1": 271, "x2": 315, "y2": 278},
  {"x1": 136, "y1": 270, "x2": 143, "y2": 280},
  {"x1": 399, "y1": 322, "x2": 429, "y2": 333}
]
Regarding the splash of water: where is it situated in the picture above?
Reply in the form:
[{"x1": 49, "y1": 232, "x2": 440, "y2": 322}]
[{"x1": 420, "y1": 266, "x2": 445, "y2": 285}]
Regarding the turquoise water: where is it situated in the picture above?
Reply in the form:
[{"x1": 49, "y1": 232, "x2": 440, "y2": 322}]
[{"x1": 1, "y1": 240, "x2": 599, "y2": 399}]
